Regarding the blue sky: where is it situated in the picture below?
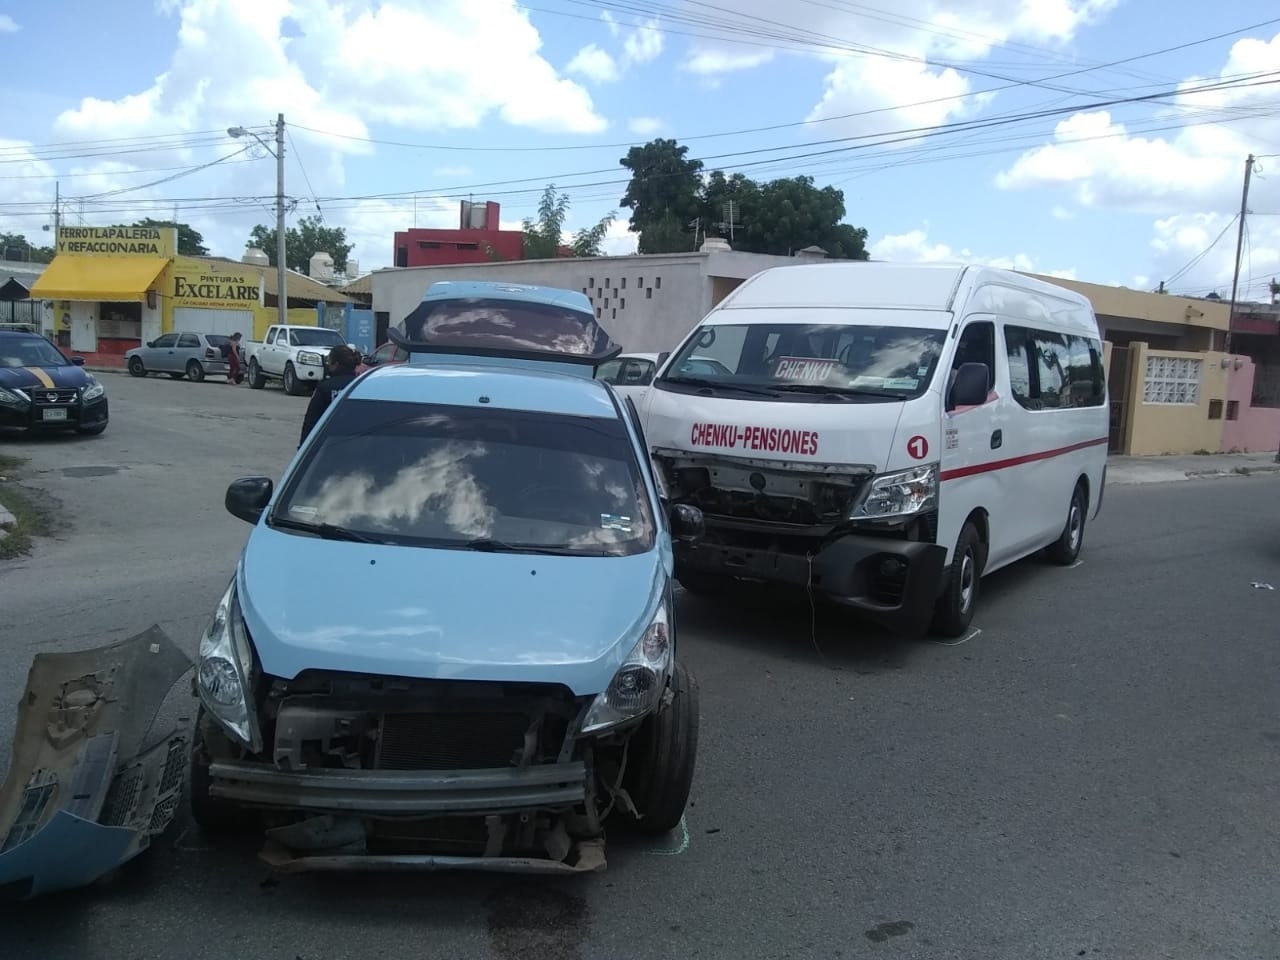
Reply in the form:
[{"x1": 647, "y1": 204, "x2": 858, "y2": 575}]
[{"x1": 1, "y1": 0, "x2": 1278, "y2": 302}]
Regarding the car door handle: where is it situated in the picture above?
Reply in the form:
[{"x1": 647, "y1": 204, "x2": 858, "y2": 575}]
[{"x1": 990, "y1": 429, "x2": 1003, "y2": 449}]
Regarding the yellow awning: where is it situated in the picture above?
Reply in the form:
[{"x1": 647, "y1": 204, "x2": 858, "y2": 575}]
[{"x1": 30, "y1": 255, "x2": 169, "y2": 302}]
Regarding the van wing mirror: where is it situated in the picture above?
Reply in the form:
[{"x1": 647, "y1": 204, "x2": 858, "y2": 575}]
[{"x1": 949, "y1": 362, "x2": 990, "y2": 409}]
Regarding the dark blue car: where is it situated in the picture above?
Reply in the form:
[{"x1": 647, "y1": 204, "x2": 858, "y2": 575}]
[{"x1": 0, "y1": 331, "x2": 109, "y2": 436}]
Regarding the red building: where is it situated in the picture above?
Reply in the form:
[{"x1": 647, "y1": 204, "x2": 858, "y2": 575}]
[{"x1": 393, "y1": 201, "x2": 526, "y2": 267}]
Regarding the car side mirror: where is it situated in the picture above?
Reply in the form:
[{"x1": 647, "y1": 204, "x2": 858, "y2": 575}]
[
  {"x1": 657, "y1": 351, "x2": 671, "y2": 367},
  {"x1": 70, "y1": 356, "x2": 85, "y2": 366},
  {"x1": 362, "y1": 355, "x2": 375, "y2": 366},
  {"x1": 949, "y1": 361, "x2": 990, "y2": 409},
  {"x1": 225, "y1": 476, "x2": 274, "y2": 525},
  {"x1": 146, "y1": 341, "x2": 155, "y2": 348},
  {"x1": 668, "y1": 503, "x2": 705, "y2": 543}
]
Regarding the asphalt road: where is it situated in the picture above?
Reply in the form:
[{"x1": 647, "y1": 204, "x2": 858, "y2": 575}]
[{"x1": 1, "y1": 372, "x2": 1278, "y2": 960}]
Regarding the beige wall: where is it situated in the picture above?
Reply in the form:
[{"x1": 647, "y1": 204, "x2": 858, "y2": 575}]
[{"x1": 1123, "y1": 342, "x2": 1232, "y2": 455}]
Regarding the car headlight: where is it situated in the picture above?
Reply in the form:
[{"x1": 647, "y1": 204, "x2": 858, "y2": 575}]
[
  {"x1": 580, "y1": 600, "x2": 672, "y2": 735},
  {"x1": 0, "y1": 386, "x2": 29, "y2": 406},
  {"x1": 82, "y1": 378, "x2": 105, "y2": 401},
  {"x1": 297, "y1": 351, "x2": 324, "y2": 365},
  {"x1": 850, "y1": 463, "x2": 938, "y2": 520},
  {"x1": 197, "y1": 578, "x2": 262, "y2": 752}
]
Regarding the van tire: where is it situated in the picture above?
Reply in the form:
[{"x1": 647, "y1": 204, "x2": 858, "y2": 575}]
[
  {"x1": 932, "y1": 521, "x2": 982, "y2": 638},
  {"x1": 1046, "y1": 482, "x2": 1087, "y2": 566}
]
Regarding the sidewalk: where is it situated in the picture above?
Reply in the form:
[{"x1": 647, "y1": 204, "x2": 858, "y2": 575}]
[{"x1": 1107, "y1": 451, "x2": 1280, "y2": 485}]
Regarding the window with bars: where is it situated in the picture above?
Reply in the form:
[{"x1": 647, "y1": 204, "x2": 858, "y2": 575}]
[{"x1": 1142, "y1": 355, "x2": 1201, "y2": 405}]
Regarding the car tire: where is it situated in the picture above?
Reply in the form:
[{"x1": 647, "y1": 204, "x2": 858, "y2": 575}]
[
  {"x1": 616, "y1": 661, "x2": 700, "y2": 836},
  {"x1": 189, "y1": 714, "x2": 253, "y2": 834},
  {"x1": 1045, "y1": 482, "x2": 1087, "y2": 566},
  {"x1": 127, "y1": 356, "x2": 147, "y2": 378},
  {"x1": 247, "y1": 358, "x2": 266, "y2": 390},
  {"x1": 76, "y1": 423, "x2": 107, "y2": 436},
  {"x1": 283, "y1": 362, "x2": 306, "y2": 396},
  {"x1": 186, "y1": 360, "x2": 205, "y2": 383},
  {"x1": 931, "y1": 520, "x2": 983, "y2": 638}
]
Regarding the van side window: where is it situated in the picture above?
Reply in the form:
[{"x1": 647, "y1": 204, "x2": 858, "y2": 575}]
[
  {"x1": 1004, "y1": 325, "x2": 1106, "y2": 410},
  {"x1": 953, "y1": 321, "x2": 994, "y2": 382},
  {"x1": 1004, "y1": 326, "x2": 1034, "y2": 407}
]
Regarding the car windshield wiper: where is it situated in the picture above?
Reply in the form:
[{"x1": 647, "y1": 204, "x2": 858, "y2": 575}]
[
  {"x1": 462, "y1": 537, "x2": 583, "y2": 556},
  {"x1": 270, "y1": 516, "x2": 383, "y2": 543},
  {"x1": 660, "y1": 375, "x2": 779, "y2": 398},
  {"x1": 772, "y1": 382, "x2": 908, "y2": 400}
]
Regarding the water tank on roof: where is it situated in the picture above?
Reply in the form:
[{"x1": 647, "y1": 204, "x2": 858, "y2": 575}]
[
  {"x1": 310, "y1": 251, "x2": 335, "y2": 281},
  {"x1": 700, "y1": 237, "x2": 731, "y2": 253},
  {"x1": 242, "y1": 246, "x2": 270, "y2": 266}
]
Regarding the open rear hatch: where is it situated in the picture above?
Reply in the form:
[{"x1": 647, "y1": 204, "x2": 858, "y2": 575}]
[{"x1": 0, "y1": 626, "x2": 192, "y2": 901}]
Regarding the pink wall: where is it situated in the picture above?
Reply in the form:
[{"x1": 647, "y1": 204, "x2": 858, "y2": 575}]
[{"x1": 1221, "y1": 356, "x2": 1280, "y2": 453}]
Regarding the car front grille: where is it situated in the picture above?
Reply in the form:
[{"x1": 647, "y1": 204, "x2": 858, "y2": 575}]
[
  {"x1": 33, "y1": 389, "x2": 78, "y2": 405},
  {"x1": 374, "y1": 711, "x2": 530, "y2": 770}
]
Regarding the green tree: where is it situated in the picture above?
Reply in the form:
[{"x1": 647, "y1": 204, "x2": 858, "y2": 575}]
[
  {"x1": 248, "y1": 216, "x2": 353, "y2": 274},
  {"x1": 619, "y1": 138, "x2": 704, "y2": 252},
  {"x1": 522, "y1": 185, "x2": 615, "y2": 259},
  {"x1": 131, "y1": 218, "x2": 209, "y2": 256},
  {"x1": 0, "y1": 233, "x2": 54, "y2": 263}
]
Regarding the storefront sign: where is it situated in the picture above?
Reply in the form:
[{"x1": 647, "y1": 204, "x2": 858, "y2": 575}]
[
  {"x1": 55, "y1": 225, "x2": 177, "y2": 258},
  {"x1": 170, "y1": 261, "x2": 263, "y2": 308}
]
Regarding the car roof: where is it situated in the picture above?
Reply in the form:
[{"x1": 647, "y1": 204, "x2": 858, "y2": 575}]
[{"x1": 349, "y1": 358, "x2": 623, "y2": 420}]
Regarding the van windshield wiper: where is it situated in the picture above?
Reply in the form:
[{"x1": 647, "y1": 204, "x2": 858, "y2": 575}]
[
  {"x1": 660, "y1": 375, "x2": 779, "y2": 398},
  {"x1": 270, "y1": 516, "x2": 383, "y2": 543},
  {"x1": 772, "y1": 382, "x2": 908, "y2": 400}
]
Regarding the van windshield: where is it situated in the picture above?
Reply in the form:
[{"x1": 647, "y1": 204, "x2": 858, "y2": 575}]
[{"x1": 657, "y1": 322, "x2": 947, "y2": 401}]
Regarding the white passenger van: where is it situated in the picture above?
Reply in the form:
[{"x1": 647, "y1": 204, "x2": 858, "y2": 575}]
[{"x1": 635, "y1": 261, "x2": 1109, "y2": 637}]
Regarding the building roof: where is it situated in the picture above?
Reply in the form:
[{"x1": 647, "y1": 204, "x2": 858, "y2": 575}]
[
  {"x1": 190, "y1": 256, "x2": 353, "y2": 304},
  {"x1": 338, "y1": 274, "x2": 372, "y2": 296}
]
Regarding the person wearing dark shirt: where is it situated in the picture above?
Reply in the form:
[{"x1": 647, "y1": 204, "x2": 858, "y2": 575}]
[{"x1": 299, "y1": 344, "x2": 361, "y2": 447}]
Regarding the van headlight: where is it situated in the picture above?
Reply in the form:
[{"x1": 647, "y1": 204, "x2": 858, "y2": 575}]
[
  {"x1": 850, "y1": 463, "x2": 938, "y2": 520},
  {"x1": 581, "y1": 601, "x2": 672, "y2": 735},
  {"x1": 197, "y1": 578, "x2": 262, "y2": 751}
]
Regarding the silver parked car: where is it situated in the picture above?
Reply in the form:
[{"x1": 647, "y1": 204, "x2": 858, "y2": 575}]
[{"x1": 124, "y1": 332, "x2": 235, "y2": 382}]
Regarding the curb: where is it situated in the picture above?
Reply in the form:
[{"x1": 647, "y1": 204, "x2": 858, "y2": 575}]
[{"x1": 1109, "y1": 463, "x2": 1280, "y2": 485}]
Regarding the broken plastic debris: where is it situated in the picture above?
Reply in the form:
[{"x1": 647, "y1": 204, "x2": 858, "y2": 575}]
[{"x1": 1250, "y1": 581, "x2": 1274, "y2": 590}]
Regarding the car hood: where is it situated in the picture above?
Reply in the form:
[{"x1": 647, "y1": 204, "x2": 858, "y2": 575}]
[
  {"x1": 0, "y1": 363, "x2": 90, "y2": 392},
  {"x1": 237, "y1": 525, "x2": 668, "y2": 696}
]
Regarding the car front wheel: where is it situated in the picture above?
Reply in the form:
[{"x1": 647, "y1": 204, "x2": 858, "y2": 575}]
[
  {"x1": 127, "y1": 356, "x2": 146, "y2": 377},
  {"x1": 283, "y1": 362, "x2": 306, "y2": 396},
  {"x1": 614, "y1": 661, "x2": 700, "y2": 835},
  {"x1": 189, "y1": 710, "x2": 255, "y2": 834}
]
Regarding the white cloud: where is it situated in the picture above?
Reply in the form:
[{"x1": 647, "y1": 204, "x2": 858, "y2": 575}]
[
  {"x1": 601, "y1": 218, "x2": 639, "y2": 256},
  {"x1": 1051, "y1": 205, "x2": 1076, "y2": 221},
  {"x1": 622, "y1": 19, "x2": 664, "y2": 64},
  {"x1": 1150, "y1": 212, "x2": 1280, "y2": 302},
  {"x1": 0, "y1": 14, "x2": 18, "y2": 32},
  {"x1": 600, "y1": 10, "x2": 620, "y2": 38},
  {"x1": 675, "y1": 0, "x2": 1117, "y2": 137},
  {"x1": 431, "y1": 165, "x2": 473, "y2": 179},
  {"x1": 567, "y1": 43, "x2": 620, "y2": 84},
  {"x1": 870, "y1": 226, "x2": 1075, "y2": 279},
  {"x1": 628, "y1": 116, "x2": 664, "y2": 136}
]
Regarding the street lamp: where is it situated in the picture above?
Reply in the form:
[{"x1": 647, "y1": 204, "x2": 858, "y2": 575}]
[{"x1": 229, "y1": 114, "x2": 287, "y2": 330}]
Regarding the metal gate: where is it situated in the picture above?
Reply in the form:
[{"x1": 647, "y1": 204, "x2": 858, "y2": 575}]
[{"x1": 1107, "y1": 345, "x2": 1131, "y2": 453}]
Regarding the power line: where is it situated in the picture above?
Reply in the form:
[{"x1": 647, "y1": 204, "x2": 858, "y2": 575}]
[
  {"x1": 286, "y1": 127, "x2": 325, "y2": 221},
  {"x1": 1165, "y1": 215, "x2": 1240, "y2": 288}
]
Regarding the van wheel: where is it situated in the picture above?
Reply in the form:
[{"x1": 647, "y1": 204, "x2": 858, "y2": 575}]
[
  {"x1": 247, "y1": 359, "x2": 266, "y2": 390},
  {"x1": 1046, "y1": 483, "x2": 1087, "y2": 566},
  {"x1": 932, "y1": 521, "x2": 982, "y2": 638},
  {"x1": 614, "y1": 661, "x2": 699, "y2": 835}
]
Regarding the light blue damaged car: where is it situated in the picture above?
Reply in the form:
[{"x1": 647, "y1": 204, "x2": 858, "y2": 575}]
[{"x1": 189, "y1": 281, "x2": 706, "y2": 874}]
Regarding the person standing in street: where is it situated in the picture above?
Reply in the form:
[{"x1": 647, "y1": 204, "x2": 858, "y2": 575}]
[
  {"x1": 224, "y1": 332, "x2": 244, "y2": 384},
  {"x1": 299, "y1": 344, "x2": 361, "y2": 447}
]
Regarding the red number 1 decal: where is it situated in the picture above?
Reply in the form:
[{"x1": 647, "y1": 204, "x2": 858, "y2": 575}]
[{"x1": 907, "y1": 435, "x2": 929, "y2": 460}]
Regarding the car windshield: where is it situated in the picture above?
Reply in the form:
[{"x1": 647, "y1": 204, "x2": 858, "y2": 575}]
[
  {"x1": 0, "y1": 335, "x2": 69, "y2": 368},
  {"x1": 290, "y1": 328, "x2": 345, "y2": 347},
  {"x1": 273, "y1": 399, "x2": 656, "y2": 556},
  {"x1": 659, "y1": 322, "x2": 948, "y2": 399}
]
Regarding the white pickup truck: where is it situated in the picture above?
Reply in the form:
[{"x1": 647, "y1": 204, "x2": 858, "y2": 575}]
[{"x1": 244, "y1": 324, "x2": 350, "y2": 395}]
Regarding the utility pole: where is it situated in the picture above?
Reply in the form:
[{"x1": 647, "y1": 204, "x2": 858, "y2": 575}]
[
  {"x1": 275, "y1": 113, "x2": 288, "y2": 329},
  {"x1": 1225, "y1": 153, "x2": 1254, "y2": 356}
]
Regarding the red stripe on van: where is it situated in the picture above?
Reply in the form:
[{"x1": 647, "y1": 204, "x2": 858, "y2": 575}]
[{"x1": 939, "y1": 436, "x2": 1108, "y2": 482}]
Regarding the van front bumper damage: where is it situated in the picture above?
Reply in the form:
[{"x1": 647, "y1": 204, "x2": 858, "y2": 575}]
[
  {"x1": 678, "y1": 526, "x2": 947, "y2": 635},
  {"x1": 0, "y1": 627, "x2": 193, "y2": 901}
]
